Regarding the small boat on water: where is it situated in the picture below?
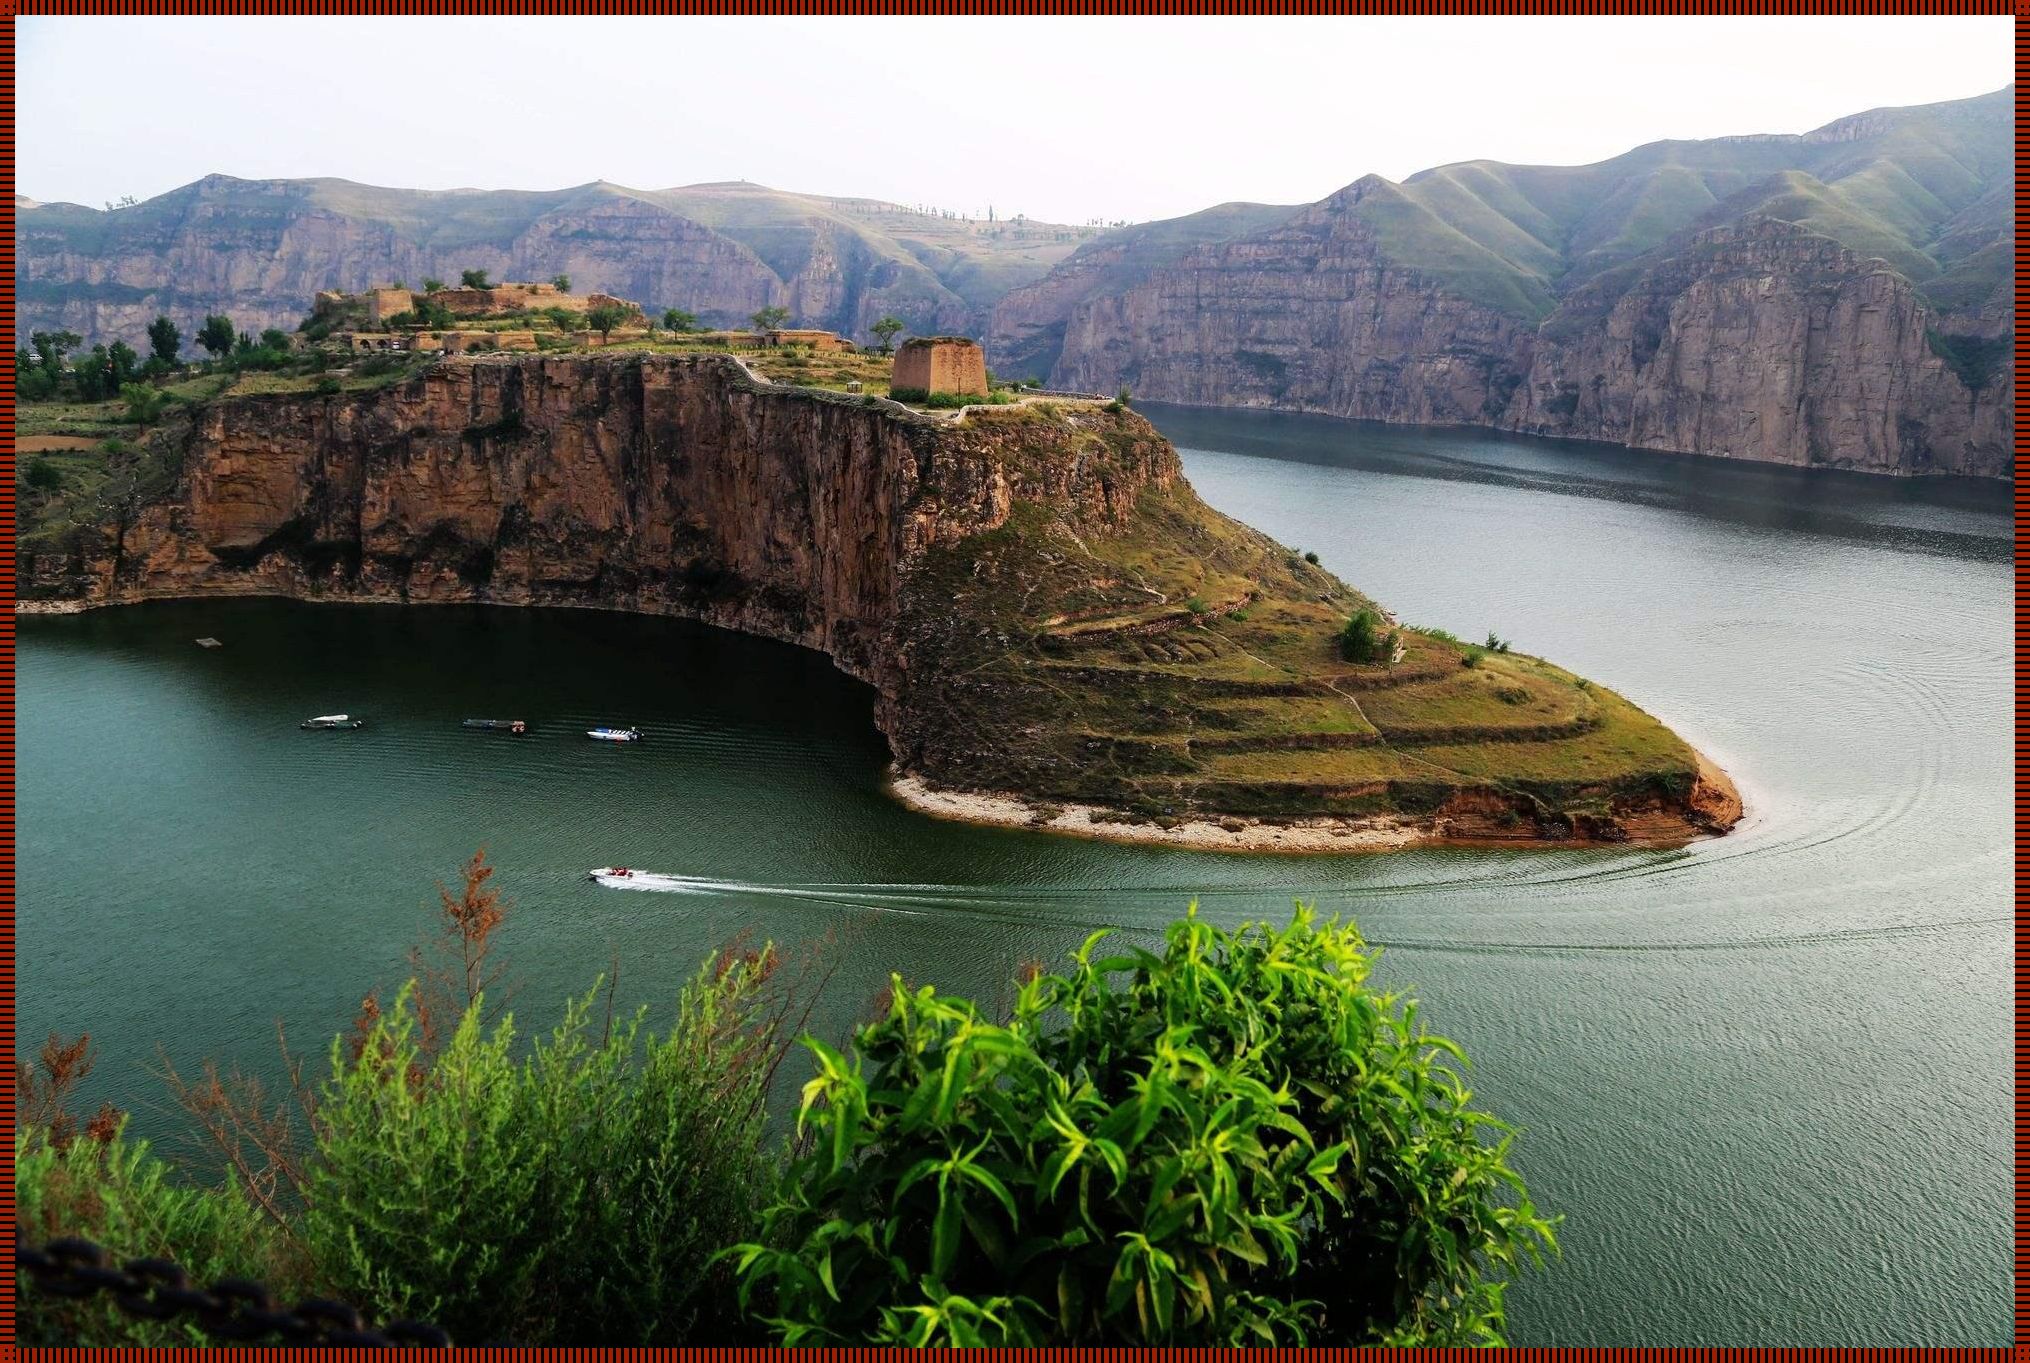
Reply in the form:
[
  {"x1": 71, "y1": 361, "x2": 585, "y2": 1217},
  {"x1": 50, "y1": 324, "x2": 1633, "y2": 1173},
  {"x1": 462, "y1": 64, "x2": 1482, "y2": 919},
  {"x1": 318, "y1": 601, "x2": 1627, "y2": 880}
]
[
  {"x1": 301, "y1": 714, "x2": 363, "y2": 730},
  {"x1": 463, "y1": 719, "x2": 528, "y2": 734},
  {"x1": 587, "y1": 726, "x2": 644, "y2": 743},
  {"x1": 587, "y1": 867, "x2": 693, "y2": 891}
]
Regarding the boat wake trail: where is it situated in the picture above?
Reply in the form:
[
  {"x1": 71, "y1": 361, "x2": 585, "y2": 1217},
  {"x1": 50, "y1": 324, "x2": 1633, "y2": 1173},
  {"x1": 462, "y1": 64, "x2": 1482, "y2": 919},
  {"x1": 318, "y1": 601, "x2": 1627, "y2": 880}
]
[
  {"x1": 583, "y1": 871, "x2": 2005, "y2": 952},
  {"x1": 587, "y1": 869, "x2": 932, "y2": 915}
]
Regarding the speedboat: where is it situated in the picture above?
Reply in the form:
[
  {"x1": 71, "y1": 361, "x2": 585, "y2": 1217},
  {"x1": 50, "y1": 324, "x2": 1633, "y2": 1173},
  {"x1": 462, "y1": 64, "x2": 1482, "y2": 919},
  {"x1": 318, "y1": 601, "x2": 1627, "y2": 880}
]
[
  {"x1": 587, "y1": 867, "x2": 692, "y2": 891},
  {"x1": 301, "y1": 714, "x2": 363, "y2": 730},
  {"x1": 587, "y1": 726, "x2": 644, "y2": 742},
  {"x1": 463, "y1": 719, "x2": 528, "y2": 734}
]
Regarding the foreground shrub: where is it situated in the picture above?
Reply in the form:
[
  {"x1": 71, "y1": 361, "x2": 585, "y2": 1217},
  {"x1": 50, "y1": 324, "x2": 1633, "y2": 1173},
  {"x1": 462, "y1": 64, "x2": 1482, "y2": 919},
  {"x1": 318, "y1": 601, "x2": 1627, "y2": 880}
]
[
  {"x1": 306, "y1": 948, "x2": 788, "y2": 1344},
  {"x1": 732, "y1": 906, "x2": 1553, "y2": 1345},
  {"x1": 16, "y1": 1124, "x2": 287, "y2": 1345}
]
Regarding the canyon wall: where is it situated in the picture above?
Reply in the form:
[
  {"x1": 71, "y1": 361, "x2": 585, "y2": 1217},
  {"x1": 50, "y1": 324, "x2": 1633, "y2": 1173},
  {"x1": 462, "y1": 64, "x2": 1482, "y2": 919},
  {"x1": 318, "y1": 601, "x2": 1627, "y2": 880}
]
[
  {"x1": 21, "y1": 354, "x2": 1178, "y2": 760},
  {"x1": 1044, "y1": 205, "x2": 2009, "y2": 477},
  {"x1": 1051, "y1": 183, "x2": 1538, "y2": 427},
  {"x1": 18, "y1": 179, "x2": 984, "y2": 350},
  {"x1": 1508, "y1": 219, "x2": 2011, "y2": 474}
]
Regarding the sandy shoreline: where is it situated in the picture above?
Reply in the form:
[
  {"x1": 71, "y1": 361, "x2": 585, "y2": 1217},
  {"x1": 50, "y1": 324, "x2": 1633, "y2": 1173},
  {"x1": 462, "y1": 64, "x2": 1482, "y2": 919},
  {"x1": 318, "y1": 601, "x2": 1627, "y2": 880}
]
[
  {"x1": 890, "y1": 757, "x2": 1744, "y2": 856},
  {"x1": 889, "y1": 776, "x2": 1435, "y2": 853}
]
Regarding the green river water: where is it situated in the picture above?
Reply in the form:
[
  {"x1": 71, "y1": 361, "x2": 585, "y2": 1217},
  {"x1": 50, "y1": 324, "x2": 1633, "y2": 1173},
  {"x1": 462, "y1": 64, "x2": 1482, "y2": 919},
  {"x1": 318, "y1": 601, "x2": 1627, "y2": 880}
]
[{"x1": 18, "y1": 407, "x2": 2013, "y2": 1344}]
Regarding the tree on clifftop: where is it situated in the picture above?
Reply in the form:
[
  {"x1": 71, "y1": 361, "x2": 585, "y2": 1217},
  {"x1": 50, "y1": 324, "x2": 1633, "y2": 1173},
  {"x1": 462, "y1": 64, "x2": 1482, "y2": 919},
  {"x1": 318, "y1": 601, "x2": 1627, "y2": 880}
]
[
  {"x1": 870, "y1": 315, "x2": 904, "y2": 354},
  {"x1": 586, "y1": 304, "x2": 629, "y2": 341},
  {"x1": 662, "y1": 308, "x2": 700, "y2": 334},
  {"x1": 460, "y1": 268, "x2": 491, "y2": 289},
  {"x1": 551, "y1": 274, "x2": 571, "y2": 292},
  {"x1": 146, "y1": 315, "x2": 181, "y2": 365},
  {"x1": 422, "y1": 278, "x2": 446, "y2": 294},
  {"x1": 196, "y1": 314, "x2": 236, "y2": 360},
  {"x1": 750, "y1": 306, "x2": 790, "y2": 333}
]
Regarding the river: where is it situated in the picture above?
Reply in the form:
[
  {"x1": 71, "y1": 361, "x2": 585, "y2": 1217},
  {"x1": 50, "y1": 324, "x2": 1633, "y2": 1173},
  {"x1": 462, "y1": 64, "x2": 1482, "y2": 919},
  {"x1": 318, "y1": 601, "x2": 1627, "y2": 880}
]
[{"x1": 17, "y1": 407, "x2": 2012, "y2": 1344}]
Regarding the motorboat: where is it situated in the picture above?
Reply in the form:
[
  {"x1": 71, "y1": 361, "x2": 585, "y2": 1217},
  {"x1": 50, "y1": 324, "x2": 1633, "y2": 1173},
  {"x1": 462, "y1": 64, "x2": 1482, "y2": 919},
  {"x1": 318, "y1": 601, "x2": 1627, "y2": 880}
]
[
  {"x1": 587, "y1": 867, "x2": 692, "y2": 891},
  {"x1": 587, "y1": 726, "x2": 644, "y2": 743},
  {"x1": 463, "y1": 719, "x2": 528, "y2": 734},
  {"x1": 301, "y1": 714, "x2": 363, "y2": 730}
]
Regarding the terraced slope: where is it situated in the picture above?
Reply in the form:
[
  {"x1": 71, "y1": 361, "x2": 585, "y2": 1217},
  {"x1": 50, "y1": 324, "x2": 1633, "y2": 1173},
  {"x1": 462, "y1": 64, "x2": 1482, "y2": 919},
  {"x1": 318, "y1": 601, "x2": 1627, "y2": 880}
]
[{"x1": 890, "y1": 419, "x2": 1732, "y2": 843}]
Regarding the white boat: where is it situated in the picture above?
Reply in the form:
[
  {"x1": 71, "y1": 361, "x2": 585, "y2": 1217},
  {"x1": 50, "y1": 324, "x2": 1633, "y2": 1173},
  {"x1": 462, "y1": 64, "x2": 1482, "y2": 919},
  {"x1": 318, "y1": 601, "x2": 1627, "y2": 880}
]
[
  {"x1": 587, "y1": 726, "x2": 644, "y2": 742},
  {"x1": 587, "y1": 867, "x2": 698, "y2": 892},
  {"x1": 301, "y1": 714, "x2": 364, "y2": 730}
]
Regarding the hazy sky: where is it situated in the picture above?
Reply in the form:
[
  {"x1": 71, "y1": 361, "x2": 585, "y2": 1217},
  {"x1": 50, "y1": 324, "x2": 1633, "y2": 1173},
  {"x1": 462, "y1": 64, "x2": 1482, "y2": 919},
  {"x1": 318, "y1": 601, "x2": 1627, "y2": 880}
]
[{"x1": 20, "y1": 15, "x2": 2012, "y2": 224}]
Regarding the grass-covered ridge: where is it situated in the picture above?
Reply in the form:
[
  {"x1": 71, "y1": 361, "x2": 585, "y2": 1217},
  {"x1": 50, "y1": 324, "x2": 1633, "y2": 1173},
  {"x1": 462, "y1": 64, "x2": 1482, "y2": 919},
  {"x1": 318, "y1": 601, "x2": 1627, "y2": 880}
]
[
  {"x1": 891, "y1": 409, "x2": 1722, "y2": 843},
  {"x1": 1344, "y1": 85, "x2": 2012, "y2": 321}
]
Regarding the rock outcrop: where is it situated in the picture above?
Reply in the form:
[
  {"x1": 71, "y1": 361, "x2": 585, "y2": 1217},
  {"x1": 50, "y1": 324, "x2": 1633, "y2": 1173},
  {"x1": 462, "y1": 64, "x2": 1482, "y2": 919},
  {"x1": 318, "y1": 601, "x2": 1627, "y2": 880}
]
[
  {"x1": 23, "y1": 355, "x2": 1166, "y2": 695},
  {"x1": 1006, "y1": 87, "x2": 2014, "y2": 478},
  {"x1": 21, "y1": 354, "x2": 1735, "y2": 850},
  {"x1": 1052, "y1": 181, "x2": 1539, "y2": 426},
  {"x1": 1509, "y1": 219, "x2": 2012, "y2": 475},
  {"x1": 17, "y1": 177, "x2": 1047, "y2": 349}
]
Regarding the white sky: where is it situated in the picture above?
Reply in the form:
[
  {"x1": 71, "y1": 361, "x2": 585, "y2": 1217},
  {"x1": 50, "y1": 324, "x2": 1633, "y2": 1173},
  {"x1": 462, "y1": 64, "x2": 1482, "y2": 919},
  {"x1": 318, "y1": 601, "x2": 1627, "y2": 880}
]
[{"x1": 19, "y1": 15, "x2": 2013, "y2": 225}]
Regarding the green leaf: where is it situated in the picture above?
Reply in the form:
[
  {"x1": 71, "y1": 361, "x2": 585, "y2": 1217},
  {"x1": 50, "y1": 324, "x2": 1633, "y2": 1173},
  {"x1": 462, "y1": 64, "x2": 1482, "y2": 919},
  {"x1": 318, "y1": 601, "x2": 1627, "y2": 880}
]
[{"x1": 932, "y1": 1187, "x2": 963, "y2": 1279}]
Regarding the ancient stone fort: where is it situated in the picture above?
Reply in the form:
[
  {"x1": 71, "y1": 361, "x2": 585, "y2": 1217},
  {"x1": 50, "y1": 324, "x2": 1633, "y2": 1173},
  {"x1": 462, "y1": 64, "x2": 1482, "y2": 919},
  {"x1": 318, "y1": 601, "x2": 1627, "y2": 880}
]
[{"x1": 891, "y1": 336, "x2": 987, "y2": 398}]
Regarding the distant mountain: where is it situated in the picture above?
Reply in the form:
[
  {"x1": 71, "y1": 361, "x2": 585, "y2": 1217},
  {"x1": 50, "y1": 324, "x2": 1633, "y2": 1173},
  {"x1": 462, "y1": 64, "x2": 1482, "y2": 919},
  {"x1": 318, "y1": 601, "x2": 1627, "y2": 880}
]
[
  {"x1": 1002, "y1": 86, "x2": 2013, "y2": 476},
  {"x1": 19, "y1": 86, "x2": 2012, "y2": 476},
  {"x1": 16, "y1": 176, "x2": 1097, "y2": 349}
]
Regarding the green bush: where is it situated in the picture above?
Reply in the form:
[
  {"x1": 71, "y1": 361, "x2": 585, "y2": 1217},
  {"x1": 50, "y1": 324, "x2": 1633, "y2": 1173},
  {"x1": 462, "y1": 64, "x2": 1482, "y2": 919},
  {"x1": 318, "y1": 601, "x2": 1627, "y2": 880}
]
[
  {"x1": 731, "y1": 907, "x2": 1553, "y2": 1346},
  {"x1": 17, "y1": 1124, "x2": 286, "y2": 1345},
  {"x1": 1339, "y1": 609, "x2": 1397, "y2": 665},
  {"x1": 1303, "y1": 551, "x2": 1320, "y2": 565},
  {"x1": 25, "y1": 457, "x2": 62, "y2": 493},
  {"x1": 304, "y1": 949, "x2": 783, "y2": 1345}
]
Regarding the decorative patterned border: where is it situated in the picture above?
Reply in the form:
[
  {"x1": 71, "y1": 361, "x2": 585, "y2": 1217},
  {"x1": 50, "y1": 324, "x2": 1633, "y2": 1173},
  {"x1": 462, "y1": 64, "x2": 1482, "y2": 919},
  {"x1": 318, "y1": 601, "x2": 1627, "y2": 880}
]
[{"x1": 0, "y1": 3, "x2": 2018, "y2": 1355}]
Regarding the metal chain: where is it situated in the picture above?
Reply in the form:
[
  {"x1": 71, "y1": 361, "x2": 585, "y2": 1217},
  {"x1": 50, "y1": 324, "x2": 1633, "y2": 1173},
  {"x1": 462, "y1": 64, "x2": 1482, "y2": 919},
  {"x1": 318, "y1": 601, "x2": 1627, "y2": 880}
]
[{"x1": 17, "y1": 1237, "x2": 453, "y2": 1347}]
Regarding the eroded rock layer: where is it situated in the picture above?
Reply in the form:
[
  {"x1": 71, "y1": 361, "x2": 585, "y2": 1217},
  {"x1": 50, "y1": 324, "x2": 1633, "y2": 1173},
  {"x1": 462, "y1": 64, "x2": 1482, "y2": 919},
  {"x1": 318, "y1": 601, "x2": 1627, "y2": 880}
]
[{"x1": 22, "y1": 354, "x2": 1734, "y2": 847}]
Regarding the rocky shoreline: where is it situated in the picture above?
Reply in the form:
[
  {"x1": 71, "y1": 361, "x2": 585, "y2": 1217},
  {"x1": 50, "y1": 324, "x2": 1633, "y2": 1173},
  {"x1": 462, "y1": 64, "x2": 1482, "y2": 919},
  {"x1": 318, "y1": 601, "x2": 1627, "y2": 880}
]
[{"x1": 891, "y1": 757, "x2": 1742, "y2": 855}]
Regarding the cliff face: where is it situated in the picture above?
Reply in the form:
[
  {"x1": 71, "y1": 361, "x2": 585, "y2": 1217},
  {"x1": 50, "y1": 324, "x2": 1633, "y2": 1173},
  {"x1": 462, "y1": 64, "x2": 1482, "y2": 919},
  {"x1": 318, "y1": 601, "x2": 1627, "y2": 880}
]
[
  {"x1": 18, "y1": 177, "x2": 1010, "y2": 348},
  {"x1": 1052, "y1": 183, "x2": 1538, "y2": 425},
  {"x1": 1006, "y1": 87, "x2": 2014, "y2": 478},
  {"x1": 1043, "y1": 204, "x2": 2008, "y2": 476},
  {"x1": 23, "y1": 353, "x2": 1175, "y2": 755},
  {"x1": 21, "y1": 353, "x2": 1732, "y2": 846},
  {"x1": 1509, "y1": 219, "x2": 2012, "y2": 475}
]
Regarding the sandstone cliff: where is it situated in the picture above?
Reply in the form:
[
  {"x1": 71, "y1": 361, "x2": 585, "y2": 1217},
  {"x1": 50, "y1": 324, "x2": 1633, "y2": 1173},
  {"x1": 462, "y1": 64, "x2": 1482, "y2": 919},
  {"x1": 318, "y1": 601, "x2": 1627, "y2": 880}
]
[
  {"x1": 21, "y1": 354, "x2": 1733, "y2": 848},
  {"x1": 1052, "y1": 181, "x2": 1539, "y2": 426},
  {"x1": 18, "y1": 177, "x2": 1062, "y2": 350},
  {"x1": 1006, "y1": 87, "x2": 2013, "y2": 477},
  {"x1": 1509, "y1": 219, "x2": 2011, "y2": 474}
]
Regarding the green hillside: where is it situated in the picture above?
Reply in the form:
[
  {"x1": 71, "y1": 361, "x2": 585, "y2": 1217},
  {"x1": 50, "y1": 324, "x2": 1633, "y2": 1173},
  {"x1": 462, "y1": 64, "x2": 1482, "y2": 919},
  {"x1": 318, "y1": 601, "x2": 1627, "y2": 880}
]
[{"x1": 1359, "y1": 84, "x2": 2012, "y2": 320}]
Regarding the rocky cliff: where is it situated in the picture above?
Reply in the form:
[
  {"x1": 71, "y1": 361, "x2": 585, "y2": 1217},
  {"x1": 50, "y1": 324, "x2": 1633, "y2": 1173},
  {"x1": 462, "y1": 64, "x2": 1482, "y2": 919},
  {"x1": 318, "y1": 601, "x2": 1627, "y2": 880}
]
[
  {"x1": 17, "y1": 177, "x2": 1073, "y2": 349},
  {"x1": 1009, "y1": 87, "x2": 2014, "y2": 477},
  {"x1": 1052, "y1": 181, "x2": 1539, "y2": 426},
  {"x1": 1509, "y1": 219, "x2": 2011, "y2": 474},
  {"x1": 20, "y1": 354, "x2": 1735, "y2": 850}
]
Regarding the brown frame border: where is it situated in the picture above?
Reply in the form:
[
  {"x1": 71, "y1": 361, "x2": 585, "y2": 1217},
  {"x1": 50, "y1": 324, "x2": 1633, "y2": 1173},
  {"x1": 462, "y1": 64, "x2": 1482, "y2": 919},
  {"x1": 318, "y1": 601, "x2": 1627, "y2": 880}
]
[{"x1": 0, "y1": 1, "x2": 2018, "y2": 1353}]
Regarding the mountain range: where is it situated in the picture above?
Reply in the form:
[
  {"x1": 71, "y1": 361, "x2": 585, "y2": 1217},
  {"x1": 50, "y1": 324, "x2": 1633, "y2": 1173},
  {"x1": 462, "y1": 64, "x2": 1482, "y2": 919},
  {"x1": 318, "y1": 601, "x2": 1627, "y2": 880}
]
[{"x1": 18, "y1": 85, "x2": 2012, "y2": 475}]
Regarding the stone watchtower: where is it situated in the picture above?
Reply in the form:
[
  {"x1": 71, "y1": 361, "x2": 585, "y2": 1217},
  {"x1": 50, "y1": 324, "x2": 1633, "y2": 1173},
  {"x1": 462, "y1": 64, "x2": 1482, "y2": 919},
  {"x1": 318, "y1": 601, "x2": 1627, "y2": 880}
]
[{"x1": 891, "y1": 336, "x2": 988, "y2": 399}]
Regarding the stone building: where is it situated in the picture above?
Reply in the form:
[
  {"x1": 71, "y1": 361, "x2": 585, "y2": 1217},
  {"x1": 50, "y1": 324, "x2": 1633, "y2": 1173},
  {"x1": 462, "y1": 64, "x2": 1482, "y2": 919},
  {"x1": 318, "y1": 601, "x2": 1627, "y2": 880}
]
[
  {"x1": 363, "y1": 287, "x2": 414, "y2": 325},
  {"x1": 765, "y1": 328, "x2": 856, "y2": 353},
  {"x1": 891, "y1": 336, "x2": 987, "y2": 398},
  {"x1": 429, "y1": 282, "x2": 640, "y2": 319}
]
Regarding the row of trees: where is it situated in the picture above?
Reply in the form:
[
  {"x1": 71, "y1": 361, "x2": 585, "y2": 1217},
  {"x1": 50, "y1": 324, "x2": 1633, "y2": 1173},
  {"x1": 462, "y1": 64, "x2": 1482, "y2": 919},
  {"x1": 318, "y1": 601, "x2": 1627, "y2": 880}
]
[
  {"x1": 18, "y1": 312, "x2": 306, "y2": 406},
  {"x1": 650, "y1": 304, "x2": 911, "y2": 354}
]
